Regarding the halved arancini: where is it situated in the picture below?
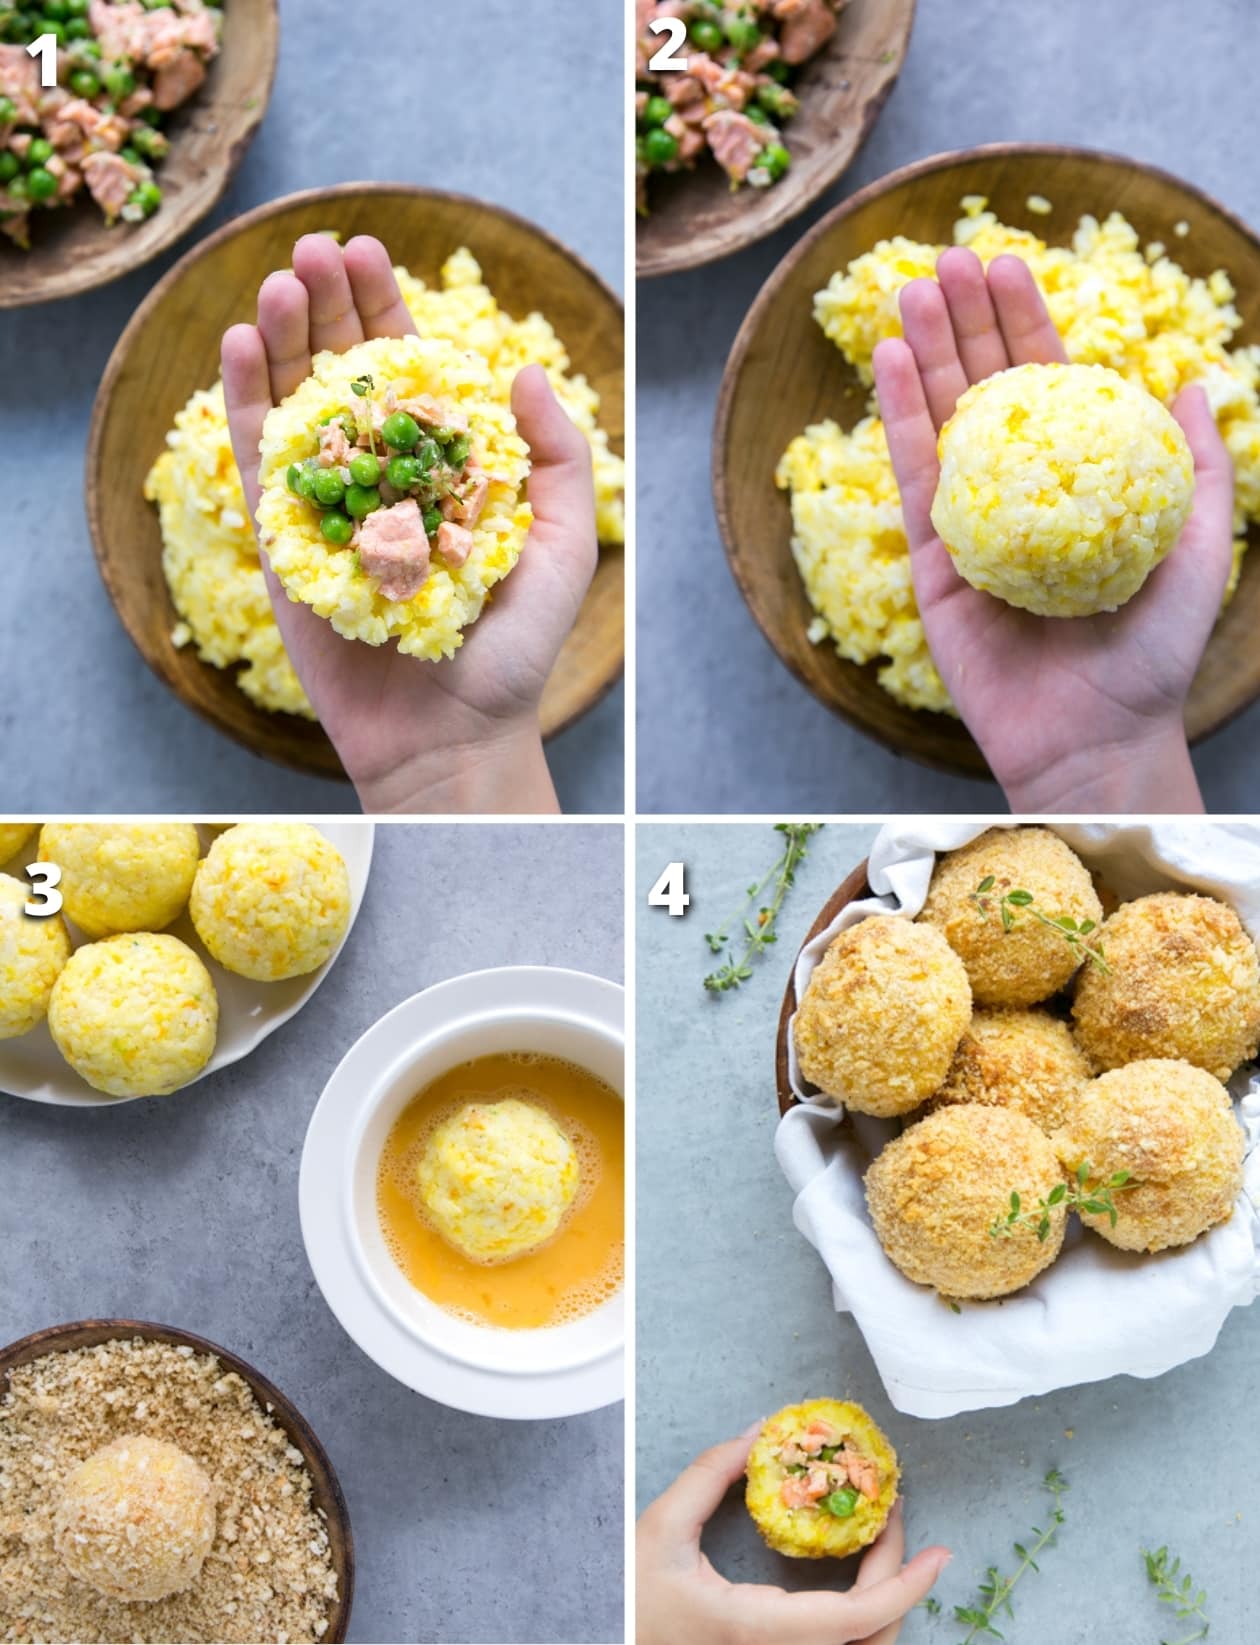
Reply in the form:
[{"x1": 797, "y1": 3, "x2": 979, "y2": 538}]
[{"x1": 746, "y1": 1400, "x2": 898, "y2": 1559}]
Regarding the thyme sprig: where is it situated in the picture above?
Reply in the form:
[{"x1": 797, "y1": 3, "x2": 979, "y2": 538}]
[
  {"x1": 954, "y1": 1470, "x2": 1069, "y2": 1643},
  {"x1": 969, "y1": 876, "x2": 1110, "y2": 974},
  {"x1": 1143, "y1": 1545, "x2": 1211, "y2": 1643},
  {"x1": 990, "y1": 1160, "x2": 1135, "y2": 1243},
  {"x1": 703, "y1": 824, "x2": 822, "y2": 994}
]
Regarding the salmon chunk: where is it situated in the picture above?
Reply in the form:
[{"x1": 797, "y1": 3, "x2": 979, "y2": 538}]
[
  {"x1": 152, "y1": 47, "x2": 207, "y2": 111},
  {"x1": 773, "y1": 0, "x2": 837, "y2": 64},
  {"x1": 435, "y1": 521, "x2": 474, "y2": 567},
  {"x1": 703, "y1": 109, "x2": 767, "y2": 183},
  {"x1": 0, "y1": 44, "x2": 40, "y2": 125},
  {"x1": 82, "y1": 151, "x2": 142, "y2": 224},
  {"x1": 357, "y1": 498, "x2": 432, "y2": 601}
]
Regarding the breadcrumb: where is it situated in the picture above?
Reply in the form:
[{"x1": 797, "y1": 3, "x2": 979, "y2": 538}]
[{"x1": 928, "y1": 1007, "x2": 1090, "y2": 1135}]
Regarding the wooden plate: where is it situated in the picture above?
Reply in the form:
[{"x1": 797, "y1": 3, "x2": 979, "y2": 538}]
[
  {"x1": 636, "y1": 0, "x2": 915, "y2": 279},
  {"x1": 0, "y1": 1318, "x2": 353, "y2": 1641},
  {"x1": 0, "y1": 0, "x2": 277, "y2": 310},
  {"x1": 774, "y1": 860, "x2": 870, "y2": 1117},
  {"x1": 715, "y1": 143, "x2": 1260, "y2": 779},
  {"x1": 86, "y1": 183, "x2": 625, "y2": 780}
]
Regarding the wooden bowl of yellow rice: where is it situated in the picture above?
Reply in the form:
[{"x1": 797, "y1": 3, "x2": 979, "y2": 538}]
[
  {"x1": 86, "y1": 184, "x2": 625, "y2": 781},
  {"x1": 714, "y1": 143, "x2": 1260, "y2": 779}
]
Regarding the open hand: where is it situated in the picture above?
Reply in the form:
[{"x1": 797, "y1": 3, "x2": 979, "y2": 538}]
[
  {"x1": 221, "y1": 233, "x2": 598, "y2": 814},
  {"x1": 873, "y1": 247, "x2": 1235, "y2": 814}
]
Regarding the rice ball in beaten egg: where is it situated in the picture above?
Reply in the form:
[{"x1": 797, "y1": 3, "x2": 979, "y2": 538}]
[
  {"x1": 0, "y1": 872, "x2": 71, "y2": 1039},
  {"x1": 931, "y1": 362, "x2": 1194, "y2": 617},
  {"x1": 55, "y1": 1436, "x2": 215, "y2": 1603},
  {"x1": 918, "y1": 827, "x2": 1102, "y2": 1007},
  {"x1": 865, "y1": 1104, "x2": 1067, "y2": 1300},
  {"x1": 1053, "y1": 1059, "x2": 1245, "y2": 1253},
  {"x1": 0, "y1": 823, "x2": 35, "y2": 864},
  {"x1": 417, "y1": 1097, "x2": 580, "y2": 1262},
  {"x1": 1072, "y1": 892, "x2": 1260, "y2": 1081},
  {"x1": 48, "y1": 934, "x2": 218, "y2": 1098},
  {"x1": 928, "y1": 1007, "x2": 1091, "y2": 1136},
  {"x1": 190, "y1": 823, "x2": 350, "y2": 981},
  {"x1": 792, "y1": 915, "x2": 971, "y2": 1116},
  {"x1": 745, "y1": 1399, "x2": 899, "y2": 1560},
  {"x1": 38, "y1": 823, "x2": 201, "y2": 939}
]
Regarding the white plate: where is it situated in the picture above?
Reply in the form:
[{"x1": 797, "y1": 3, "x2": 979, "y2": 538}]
[
  {"x1": 0, "y1": 824, "x2": 374, "y2": 1107},
  {"x1": 300, "y1": 965, "x2": 625, "y2": 1420}
]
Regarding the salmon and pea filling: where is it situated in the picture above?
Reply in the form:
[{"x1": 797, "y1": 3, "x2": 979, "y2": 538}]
[
  {"x1": 745, "y1": 1399, "x2": 899, "y2": 1559},
  {"x1": 774, "y1": 1414, "x2": 882, "y2": 1518}
]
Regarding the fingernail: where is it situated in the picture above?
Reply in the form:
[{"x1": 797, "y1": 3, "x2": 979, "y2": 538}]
[{"x1": 740, "y1": 1419, "x2": 764, "y2": 1441}]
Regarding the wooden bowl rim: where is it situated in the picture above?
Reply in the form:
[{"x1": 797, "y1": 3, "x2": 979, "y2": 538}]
[
  {"x1": 0, "y1": 1317, "x2": 355, "y2": 1642},
  {"x1": 84, "y1": 181, "x2": 626, "y2": 776},
  {"x1": 714, "y1": 139, "x2": 1260, "y2": 775},
  {"x1": 636, "y1": 0, "x2": 918, "y2": 279},
  {"x1": 0, "y1": 0, "x2": 279, "y2": 311},
  {"x1": 774, "y1": 859, "x2": 872, "y2": 1117}
]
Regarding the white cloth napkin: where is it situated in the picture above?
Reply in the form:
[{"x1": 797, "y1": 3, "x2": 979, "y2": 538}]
[{"x1": 777, "y1": 822, "x2": 1260, "y2": 1420}]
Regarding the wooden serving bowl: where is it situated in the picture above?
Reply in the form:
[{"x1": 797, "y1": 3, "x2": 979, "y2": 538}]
[
  {"x1": 86, "y1": 184, "x2": 625, "y2": 779},
  {"x1": 0, "y1": 1318, "x2": 354, "y2": 1641},
  {"x1": 637, "y1": 0, "x2": 915, "y2": 278},
  {"x1": 774, "y1": 860, "x2": 870, "y2": 1117},
  {"x1": 0, "y1": 0, "x2": 277, "y2": 310},
  {"x1": 715, "y1": 143, "x2": 1260, "y2": 779}
]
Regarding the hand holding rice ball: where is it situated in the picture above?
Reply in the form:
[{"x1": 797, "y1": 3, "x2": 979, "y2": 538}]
[{"x1": 745, "y1": 1400, "x2": 899, "y2": 1559}]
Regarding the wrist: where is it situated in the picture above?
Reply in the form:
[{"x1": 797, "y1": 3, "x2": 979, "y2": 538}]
[
  {"x1": 349, "y1": 717, "x2": 559, "y2": 815},
  {"x1": 994, "y1": 716, "x2": 1203, "y2": 815}
]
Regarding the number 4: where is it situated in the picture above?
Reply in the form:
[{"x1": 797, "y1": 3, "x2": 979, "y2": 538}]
[
  {"x1": 647, "y1": 862, "x2": 690, "y2": 918},
  {"x1": 26, "y1": 34, "x2": 58, "y2": 89}
]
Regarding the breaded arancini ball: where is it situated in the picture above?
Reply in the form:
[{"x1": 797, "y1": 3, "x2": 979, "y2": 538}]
[
  {"x1": 928, "y1": 1008, "x2": 1091, "y2": 1136},
  {"x1": 38, "y1": 823, "x2": 201, "y2": 939},
  {"x1": 746, "y1": 1400, "x2": 898, "y2": 1559},
  {"x1": 1072, "y1": 892, "x2": 1260, "y2": 1081},
  {"x1": 918, "y1": 828, "x2": 1102, "y2": 1007},
  {"x1": 1052, "y1": 1059, "x2": 1245, "y2": 1253},
  {"x1": 865, "y1": 1105, "x2": 1066, "y2": 1300},
  {"x1": 793, "y1": 915, "x2": 971, "y2": 1115},
  {"x1": 0, "y1": 872, "x2": 71, "y2": 1039},
  {"x1": 0, "y1": 823, "x2": 36, "y2": 864}
]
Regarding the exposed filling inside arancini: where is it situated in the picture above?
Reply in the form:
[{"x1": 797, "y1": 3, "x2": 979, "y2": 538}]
[{"x1": 775, "y1": 1415, "x2": 882, "y2": 1518}]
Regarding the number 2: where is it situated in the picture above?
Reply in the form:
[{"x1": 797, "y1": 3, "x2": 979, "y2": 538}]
[
  {"x1": 25, "y1": 862, "x2": 63, "y2": 918},
  {"x1": 647, "y1": 862, "x2": 690, "y2": 918},
  {"x1": 26, "y1": 34, "x2": 58, "y2": 89},
  {"x1": 647, "y1": 17, "x2": 688, "y2": 72}
]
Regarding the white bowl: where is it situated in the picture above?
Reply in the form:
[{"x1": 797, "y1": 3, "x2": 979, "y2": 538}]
[{"x1": 299, "y1": 965, "x2": 624, "y2": 1419}]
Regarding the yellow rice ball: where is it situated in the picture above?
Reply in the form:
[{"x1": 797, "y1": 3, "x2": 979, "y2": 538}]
[
  {"x1": 0, "y1": 823, "x2": 36, "y2": 864},
  {"x1": 1053, "y1": 1059, "x2": 1245, "y2": 1253},
  {"x1": 930, "y1": 362, "x2": 1194, "y2": 617},
  {"x1": 745, "y1": 1400, "x2": 899, "y2": 1559},
  {"x1": 928, "y1": 1007, "x2": 1091, "y2": 1136},
  {"x1": 48, "y1": 934, "x2": 218, "y2": 1098},
  {"x1": 189, "y1": 824, "x2": 350, "y2": 982},
  {"x1": 417, "y1": 1097, "x2": 579, "y2": 1262},
  {"x1": 37, "y1": 823, "x2": 201, "y2": 939},
  {"x1": 0, "y1": 872, "x2": 71, "y2": 1039},
  {"x1": 55, "y1": 1436, "x2": 215, "y2": 1603},
  {"x1": 256, "y1": 335, "x2": 532, "y2": 660}
]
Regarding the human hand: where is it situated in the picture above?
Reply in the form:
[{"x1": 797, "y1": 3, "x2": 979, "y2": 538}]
[
  {"x1": 872, "y1": 247, "x2": 1235, "y2": 814},
  {"x1": 221, "y1": 233, "x2": 598, "y2": 814},
  {"x1": 637, "y1": 1427, "x2": 949, "y2": 1645}
]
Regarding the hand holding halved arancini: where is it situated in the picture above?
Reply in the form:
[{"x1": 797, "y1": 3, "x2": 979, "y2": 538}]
[
  {"x1": 927, "y1": 1007, "x2": 1091, "y2": 1136},
  {"x1": 746, "y1": 1400, "x2": 899, "y2": 1560},
  {"x1": 792, "y1": 916, "x2": 971, "y2": 1115}
]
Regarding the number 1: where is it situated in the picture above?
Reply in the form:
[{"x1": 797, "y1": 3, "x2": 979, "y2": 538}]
[{"x1": 26, "y1": 34, "x2": 58, "y2": 89}]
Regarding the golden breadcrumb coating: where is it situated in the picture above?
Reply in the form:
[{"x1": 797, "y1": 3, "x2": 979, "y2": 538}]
[
  {"x1": 864, "y1": 1104, "x2": 1067, "y2": 1300},
  {"x1": 793, "y1": 915, "x2": 971, "y2": 1115},
  {"x1": 928, "y1": 1008, "x2": 1091, "y2": 1135},
  {"x1": 918, "y1": 828, "x2": 1102, "y2": 1007},
  {"x1": 745, "y1": 1400, "x2": 899, "y2": 1560},
  {"x1": 1052, "y1": 1059, "x2": 1245, "y2": 1253},
  {"x1": 1072, "y1": 892, "x2": 1260, "y2": 1081}
]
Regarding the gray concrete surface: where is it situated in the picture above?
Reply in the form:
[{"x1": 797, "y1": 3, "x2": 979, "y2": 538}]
[
  {"x1": 637, "y1": 0, "x2": 1260, "y2": 813},
  {"x1": 0, "y1": 0, "x2": 623, "y2": 816},
  {"x1": 636, "y1": 822, "x2": 1258, "y2": 1640},
  {"x1": 0, "y1": 824, "x2": 625, "y2": 1645}
]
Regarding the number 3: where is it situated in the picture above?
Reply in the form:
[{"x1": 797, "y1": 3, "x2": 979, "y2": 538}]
[
  {"x1": 25, "y1": 862, "x2": 63, "y2": 918},
  {"x1": 647, "y1": 16, "x2": 689, "y2": 72}
]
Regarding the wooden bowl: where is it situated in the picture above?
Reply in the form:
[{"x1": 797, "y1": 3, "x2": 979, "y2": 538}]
[
  {"x1": 0, "y1": 0, "x2": 277, "y2": 310},
  {"x1": 715, "y1": 143, "x2": 1260, "y2": 779},
  {"x1": 0, "y1": 1318, "x2": 354, "y2": 1641},
  {"x1": 774, "y1": 860, "x2": 871, "y2": 1117},
  {"x1": 636, "y1": 0, "x2": 915, "y2": 279},
  {"x1": 86, "y1": 184, "x2": 625, "y2": 780}
]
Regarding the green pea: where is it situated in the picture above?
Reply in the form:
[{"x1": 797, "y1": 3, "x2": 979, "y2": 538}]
[
  {"x1": 759, "y1": 143, "x2": 791, "y2": 182},
  {"x1": 643, "y1": 127, "x2": 679, "y2": 168},
  {"x1": 296, "y1": 465, "x2": 321, "y2": 502},
  {"x1": 120, "y1": 145, "x2": 140, "y2": 165},
  {"x1": 25, "y1": 137, "x2": 52, "y2": 166},
  {"x1": 320, "y1": 511, "x2": 354, "y2": 546},
  {"x1": 313, "y1": 468, "x2": 346, "y2": 507},
  {"x1": 386, "y1": 454, "x2": 423, "y2": 490},
  {"x1": 68, "y1": 67, "x2": 98, "y2": 97},
  {"x1": 381, "y1": 411, "x2": 420, "y2": 451},
  {"x1": 822, "y1": 1489, "x2": 860, "y2": 1519},
  {"x1": 73, "y1": 36, "x2": 100, "y2": 56},
  {"x1": 757, "y1": 82, "x2": 798, "y2": 119},
  {"x1": 642, "y1": 94, "x2": 672, "y2": 127},
  {"x1": 43, "y1": 0, "x2": 68, "y2": 19},
  {"x1": 746, "y1": 104, "x2": 770, "y2": 125},
  {"x1": 103, "y1": 64, "x2": 135, "y2": 101},
  {"x1": 26, "y1": 165, "x2": 56, "y2": 201},
  {"x1": 348, "y1": 452, "x2": 380, "y2": 487},
  {"x1": 131, "y1": 124, "x2": 167, "y2": 159},
  {"x1": 140, "y1": 104, "x2": 163, "y2": 126},
  {"x1": 130, "y1": 180, "x2": 161, "y2": 216},
  {"x1": 38, "y1": 20, "x2": 66, "y2": 45},
  {"x1": 726, "y1": 18, "x2": 761, "y2": 52},
  {"x1": 66, "y1": 0, "x2": 89, "y2": 14},
  {"x1": 422, "y1": 505, "x2": 442, "y2": 537},
  {"x1": 6, "y1": 173, "x2": 28, "y2": 199},
  {"x1": 0, "y1": 151, "x2": 18, "y2": 183},
  {"x1": 0, "y1": 98, "x2": 15, "y2": 124},
  {"x1": 64, "y1": 14, "x2": 88, "y2": 36},
  {"x1": 286, "y1": 463, "x2": 304, "y2": 495},
  {"x1": 690, "y1": 17, "x2": 722, "y2": 52},
  {"x1": 768, "y1": 58, "x2": 791, "y2": 82},
  {"x1": 345, "y1": 484, "x2": 381, "y2": 520},
  {"x1": 415, "y1": 436, "x2": 442, "y2": 470}
]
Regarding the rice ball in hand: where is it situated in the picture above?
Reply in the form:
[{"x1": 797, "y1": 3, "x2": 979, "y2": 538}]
[{"x1": 930, "y1": 362, "x2": 1194, "y2": 616}]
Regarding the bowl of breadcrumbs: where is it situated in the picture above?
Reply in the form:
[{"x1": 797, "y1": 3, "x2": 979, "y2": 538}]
[{"x1": 0, "y1": 1320, "x2": 352, "y2": 1644}]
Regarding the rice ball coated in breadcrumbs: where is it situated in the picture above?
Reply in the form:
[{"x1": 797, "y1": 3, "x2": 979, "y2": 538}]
[
  {"x1": 38, "y1": 823, "x2": 201, "y2": 939},
  {"x1": 190, "y1": 823, "x2": 350, "y2": 981},
  {"x1": 55, "y1": 1436, "x2": 215, "y2": 1602},
  {"x1": 1052, "y1": 1059, "x2": 1245, "y2": 1252},
  {"x1": 745, "y1": 1399, "x2": 898, "y2": 1559},
  {"x1": 1072, "y1": 892, "x2": 1260, "y2": 1081},
  {"x1": 0, "y1": 823, "x2": 35, "y2": 864},
  {"x1": 928, "y1": 1007, "x2": 1091, "y2": 1135},
  {"x1": 918, "y1": 827, "x2": 1102, "y2": 1007},
  {"x1": 865, "y1": 1105, "x2": 1066, "y2": 1299},
  {"x1": 0, "y1": 872, "x2": 71, "y2": 1039},
  {"x1": 48, "y1": 934, "x2": 218, "y2": 1097},
  {"x1": 930, "y1": 362, "x2": 1194, "y2": 617},
  {"x1": 793, "y1": 915, "x2": 971, "y2": 1115}
]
